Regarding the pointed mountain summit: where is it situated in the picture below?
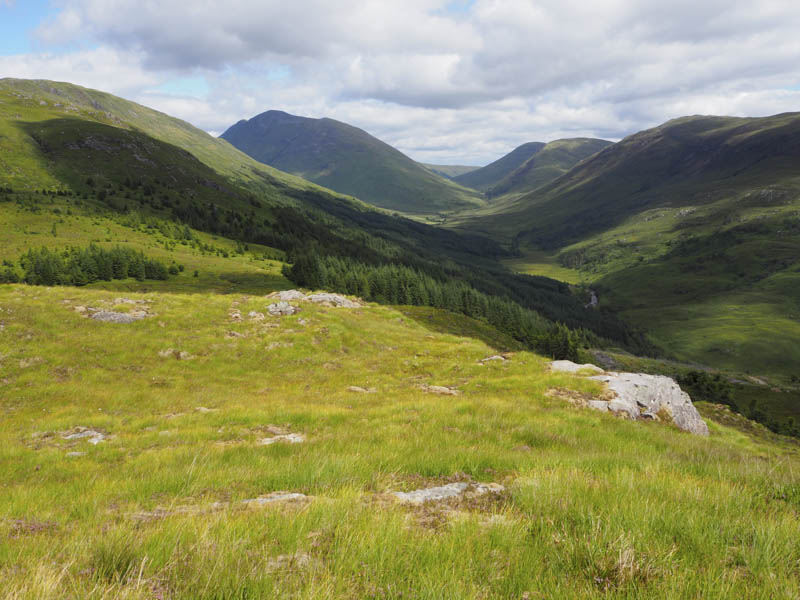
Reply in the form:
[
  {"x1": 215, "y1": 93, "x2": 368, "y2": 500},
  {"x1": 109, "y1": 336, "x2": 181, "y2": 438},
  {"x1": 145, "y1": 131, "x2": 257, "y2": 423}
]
[
  {"x1": 487, "y1": 138, "x2": 613, "y2": 198},
  {"x1": 453, "y1": 141, "x2": 545, "y2": 191},
  {"x1": 221, "y1": 111, "x2": 482, "y2": 214}
]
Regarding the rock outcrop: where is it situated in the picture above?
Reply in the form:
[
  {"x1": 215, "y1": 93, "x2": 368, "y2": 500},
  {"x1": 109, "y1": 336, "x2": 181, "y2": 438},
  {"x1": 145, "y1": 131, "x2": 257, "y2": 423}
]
[
  {"x1": 306, "y1": 293, "x2": 361, "y2": 308},
  {"x1": 550, "y1": 360, "x2": 604, "y2": 374},
  {"x1": 267, "y1": 301, "x2": 299, "y2": 316},
  {"x1": 269, "y1": 290, "x2": 308, "y2": 302},
  {"x1": 392, "y1": 482, "x2": 505, "y2": 504},
  {"x1": 588, "y1": 372, "x2": 709, "y2": 435},
  {"x1": 548, "y1": 361, "x2": 709, "y2": 435},
  {"x1": 264, "y1": 290, "x2": 361, "y2": 313},
  {"x1": 90, "y1": 310, "x2": 145, "y2": 324}
]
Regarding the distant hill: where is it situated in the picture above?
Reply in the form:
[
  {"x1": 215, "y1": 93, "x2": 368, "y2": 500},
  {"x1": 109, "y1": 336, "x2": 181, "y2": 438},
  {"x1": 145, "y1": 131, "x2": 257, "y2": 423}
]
[
  {"x1": 453, "y1": 142, "x2": 545, "y2": 191},
  {"x1": 422, "y1": 163, "x2": 479, "y2": 179},
  {"x1": 458, "y1": 112, "x2": 800, "y2": 383},
  {"x1": 487, "y1": 138, "x2": 613, "y2": 198},
  {"x1": 220, "y1": 111, "x2": 482, "y2": 214},
  {"x1": 421, "y1": 163, "x2": 479, "y2": 179},
  {"x1": 475, "y1": 114, "x2": 800, "y2": 247}
]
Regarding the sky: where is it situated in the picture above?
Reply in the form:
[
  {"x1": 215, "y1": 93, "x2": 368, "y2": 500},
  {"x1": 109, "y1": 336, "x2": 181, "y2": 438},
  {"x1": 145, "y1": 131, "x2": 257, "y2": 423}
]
[{"x1": 2, "y1": 0, "x2": 800, "y2": 165}]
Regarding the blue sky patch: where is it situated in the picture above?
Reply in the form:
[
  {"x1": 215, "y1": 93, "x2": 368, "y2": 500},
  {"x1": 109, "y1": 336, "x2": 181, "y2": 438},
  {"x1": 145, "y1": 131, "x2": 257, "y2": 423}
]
[{"x1": 0, "y1": 0, "x2": 55, "y2": 54}]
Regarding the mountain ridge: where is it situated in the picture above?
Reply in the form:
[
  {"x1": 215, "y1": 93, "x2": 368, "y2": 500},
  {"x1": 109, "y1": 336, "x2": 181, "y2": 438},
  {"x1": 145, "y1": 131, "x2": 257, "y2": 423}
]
[
  {"x1": 453, "y1": 141, "x2": 545, "y2": 191},
  {"x1": 221, "y1": 110, "x2": 483, "y2": 214}
]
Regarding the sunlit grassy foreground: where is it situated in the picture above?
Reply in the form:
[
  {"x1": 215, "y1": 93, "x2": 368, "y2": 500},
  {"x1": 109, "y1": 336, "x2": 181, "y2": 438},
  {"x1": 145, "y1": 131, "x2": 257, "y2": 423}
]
[{"x1": 1, "y1": 284, "x2": 798, "y2": 599}]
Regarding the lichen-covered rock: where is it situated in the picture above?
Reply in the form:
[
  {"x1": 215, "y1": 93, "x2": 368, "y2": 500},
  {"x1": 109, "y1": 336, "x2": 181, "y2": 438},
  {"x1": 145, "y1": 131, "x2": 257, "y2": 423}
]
[
  {"x1": 242, "y1": 492, "x2": 308, "y2": 506},
  {"x1": 90, "y1": 311, "x2": 144, "y2": 324},
  {"x1": 549, "y1": 360, "x2": 604, "y2": 374},
  {"x1": 422, "y1": 385, "x2": 460, "y2": 396},
  {"x1": 260, "y1": 433, "x2": 305, "y2": 445},
  {"x1": 392, "y1": 482, "x2": 504, "y2": 504},
  {"x1": 306, "y1": 293, "x2": 361, "y2": 308},
  {"x1": 589, "y1": 372, "x2": 709, "y2": 435},
  {"x1": 587, "y1": 400, "x2": 610, "y2": 412},
  {"x1": 268, "y1": 290, "x2": 307, "y2": 302},
  {"x1": 267, "y1": 301, "x2": 299, "y2": 316},
  {"x1": 347, "y1": 386, "x2": 377, "y2": 393},
  {"x1": 481, "y1": 355, "x2": 507, "y2": 363},
  {"x1": 61, "y1": 427, "x2": 109, "y2": 445},
  {"x1": 158, "y1": 349, "x2": 193, "y2": 360}
]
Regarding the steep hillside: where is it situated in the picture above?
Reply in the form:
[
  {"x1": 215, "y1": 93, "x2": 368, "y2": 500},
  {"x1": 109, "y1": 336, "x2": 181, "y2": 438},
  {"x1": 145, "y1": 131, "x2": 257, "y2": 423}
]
[
  {"x1": 461, "y1": 113, "x2": 800, "y2": 387},
  {"x1": 487, "y1": 138, "x2": 613, "y2": 198},
  {"x1": 221, "y1": 111, "x2": 482, "y2": 214},
  {"x1": 0, "y1": 78, "x2": 323, "y2": 198},
  {"x1": 421, "y1": 163, "x2": 479, "y2": 179},
  {"x1": 472, "y1": 114, "x2": 800, "y2": 246},
  {"x1": 453, "y1": 142, "x2": 544, "y2": 191}
]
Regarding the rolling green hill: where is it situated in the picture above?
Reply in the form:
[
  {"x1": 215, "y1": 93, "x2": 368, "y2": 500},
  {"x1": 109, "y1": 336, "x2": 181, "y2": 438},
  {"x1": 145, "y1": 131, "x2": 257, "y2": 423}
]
[
  {"x1": 458, "y1": 113, "x2": 800, "y2": 398},
  {"x1": 220, "y1": 111, "x2": 483, "y2": 215},
  {"x1": 0, "y1": 78, "x2": 326, "y2": 198},
  {"x1": 453, "y1": 142, "x2": 545, "y2": 191},
  {"x1": 487, "y1": 138, "x2": 613, "y2": 198},
  {"x1": 0, "y1": 78, "x2": 651, "y2": 364}
]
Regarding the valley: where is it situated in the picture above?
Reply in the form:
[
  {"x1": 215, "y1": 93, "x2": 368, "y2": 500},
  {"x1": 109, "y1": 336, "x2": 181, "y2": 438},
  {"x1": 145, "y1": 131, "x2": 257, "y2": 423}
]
[{"x1": 1, "y1": 77, "x2": 799, "y2": 599}]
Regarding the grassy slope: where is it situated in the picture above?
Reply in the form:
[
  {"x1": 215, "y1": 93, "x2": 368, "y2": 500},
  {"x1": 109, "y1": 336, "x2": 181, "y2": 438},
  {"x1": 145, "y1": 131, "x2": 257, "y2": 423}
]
[
  {"x1": 220, "y1": 111, "x2": 483, "y2": 215},
  {"x1": 0, "y1": 80, "x2": 500, "y2": 277},
  {"x1": 420, "y1": 163, "x2": 479, "y2": 179},
  {"x1": 0, "y1": 195, "x2": 290, "y2": 295},
  {"x1": 2, "y1": 172, "x2": 799, "y2": 598},
  {"x1": 487, "y1": 138, "x2": 613, "y2": 199},
  {"x1": 2, "y1": 277, "x2": 799, "y2": 598},
  {"x1": 0, "y1": 78, "x2": 332, "y2": 200},
  {"x1": 453, "y1": 142, "x2": 545, "y2": 192}
]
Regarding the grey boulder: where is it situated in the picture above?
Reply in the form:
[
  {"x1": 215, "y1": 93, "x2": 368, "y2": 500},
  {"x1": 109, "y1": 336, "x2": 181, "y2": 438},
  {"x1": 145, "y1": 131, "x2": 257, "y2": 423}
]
[
  {"x1": 589, "y1": 372, "x2": 709, "y2": 435},
  {"x1": 550, "y1": 360, "x2": 604, "y2": 374},
  {"x1": 267, "y1": 301, "x2": 299, "y2": 316}
]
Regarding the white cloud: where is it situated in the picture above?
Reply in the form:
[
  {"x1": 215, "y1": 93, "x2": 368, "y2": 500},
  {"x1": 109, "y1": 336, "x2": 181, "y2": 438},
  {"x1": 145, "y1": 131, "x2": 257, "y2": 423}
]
[
  {"x1": 12, "y1": 0, "x2": 800, "y2": 163},
  {"x1": 0, "y1": 47, "x2": 160, "y2": 96}
]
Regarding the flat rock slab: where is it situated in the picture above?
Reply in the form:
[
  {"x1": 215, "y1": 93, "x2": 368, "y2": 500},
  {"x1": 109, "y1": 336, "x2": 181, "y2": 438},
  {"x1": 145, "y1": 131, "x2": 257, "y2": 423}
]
[
  {"x1": 260, "y1": 433, "x2": 306, "y2": 445},
  {"x1": 422, "y1": 385, "x2": 460, "y2": 396},
  {"x1": 481, "y1": 355, "x2": 507, "y2": 363},
  {"x1": 589, "y1": 372, "x2": 709, "y2": 435},
  {"x1": 392, "y1": 482, "x2": 505, "y2": 504},
  {"x1": 347, "y1": 386, "x2": 377, "y2": 393},
  {"x1": 242, "y1": 492, "x2": 309, "y2": 506},
  {"x1": 550, "y1": 360, "x2": 604, "y2": 374},
  {"x1": 158, "y1": 349, "x2": 193, "y2": 360},
  {"x1": 587, "y1": 400, "x2": 610, "y2": 412},
  {"x1": 61, "y1": 427, "x2": 108, "y2": 445},
  {"x1": 90, "y1": 311, "x2": 144, "y2": 324}
]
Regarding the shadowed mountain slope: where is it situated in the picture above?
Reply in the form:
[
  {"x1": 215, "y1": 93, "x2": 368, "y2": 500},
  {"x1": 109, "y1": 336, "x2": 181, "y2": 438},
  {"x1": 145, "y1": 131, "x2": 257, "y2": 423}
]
[
  {"x1": 453, "y1": 141, "x2": 545, "y2": 191},
  {"x1": 487, "y1": 138, "x2": 613, "y2": 198},
  {"x1": 221, "y1": 110, "x2": 482, "y2": 214}
]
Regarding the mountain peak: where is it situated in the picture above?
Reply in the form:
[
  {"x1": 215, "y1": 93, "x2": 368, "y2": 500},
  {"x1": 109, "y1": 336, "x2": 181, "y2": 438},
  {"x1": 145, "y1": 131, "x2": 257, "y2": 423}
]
[{"x1": 220, "y1": 110, "x2": 482, "y2": 214}]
